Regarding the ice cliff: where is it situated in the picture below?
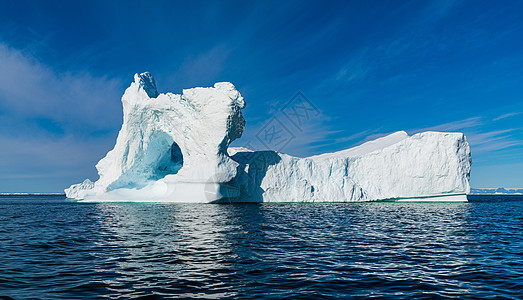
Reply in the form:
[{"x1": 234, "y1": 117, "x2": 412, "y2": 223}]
[{"x1": 66, "y1": 73, "x2": 471, "y2": 202}]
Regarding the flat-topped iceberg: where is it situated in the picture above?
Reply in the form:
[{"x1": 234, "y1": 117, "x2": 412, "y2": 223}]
[{"x1": 66, "y1": 73, "x2": 471, "y2": 202}]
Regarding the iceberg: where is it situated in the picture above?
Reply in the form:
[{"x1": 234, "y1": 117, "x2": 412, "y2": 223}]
[{"x1": 66, "y1": 73, "x2": 471, "y2": 202}]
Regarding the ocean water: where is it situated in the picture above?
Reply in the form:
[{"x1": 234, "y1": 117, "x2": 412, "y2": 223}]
[{"x1": 0, "y1": 195, "x2": 521, "y2": 299}]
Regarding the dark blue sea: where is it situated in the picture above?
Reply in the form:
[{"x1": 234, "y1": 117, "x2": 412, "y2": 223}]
[{"x1": 0, "y1": 195, "x2": 521, "y2": 299}]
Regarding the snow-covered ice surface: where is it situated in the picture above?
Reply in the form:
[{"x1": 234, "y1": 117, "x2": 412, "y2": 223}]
[
  {"x1": 229, "y1": 131, "x2": 470, "y2": 203},
  {"x1": 66, "y1": 73, "x2": 471, "y2": 202}
]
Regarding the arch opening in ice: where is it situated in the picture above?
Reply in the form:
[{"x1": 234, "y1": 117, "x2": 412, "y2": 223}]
[{"x1": 156, "y1": 140, "x2": 184, "y2": 178}]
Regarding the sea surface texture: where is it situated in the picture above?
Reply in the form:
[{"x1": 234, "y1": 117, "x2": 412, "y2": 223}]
[{"x1": 0, "y1": 195, "x2": 521, "y2": 299}]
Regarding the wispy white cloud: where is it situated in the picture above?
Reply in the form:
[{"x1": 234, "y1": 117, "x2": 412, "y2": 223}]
[
  {"x1": 331, "y1": 129, "x2": 382, "y2": 145},
  {"x1": 0, "y1": 43, "x2": 124, "y2": 135},
  {"x1": 493, "y1": 112, "x2": 522, "y2": 121},
  {"x1": 164, "y1": 44, "x2": 231, "y2": 90},
  {"x1": 335, "y1": 50, "x2": 374, "y2": 83},
  {"x1": 416, "y1": 0, "x2": 462, "y2": 23},
  {"x1": 236, "y1": 112, "x2": 336, "y2": 157},
  {"x1": 409, "y1": 117, "x2": 483, "y2": 133},
  {"x1": 409, "y1": 116, "x2": 523, "y2": 155},
  {"x1": 467, "y1": 129, "x2": 523, "y2": 153}
]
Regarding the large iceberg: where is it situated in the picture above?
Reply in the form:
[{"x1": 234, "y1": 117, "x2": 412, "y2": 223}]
[{"x1": 66, "y1": 73, "x2": 471, "y2": 202}]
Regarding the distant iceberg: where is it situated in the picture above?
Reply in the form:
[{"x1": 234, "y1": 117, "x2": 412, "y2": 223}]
[
  {"x1": 470, "y1": 188, "x2": 523, "y2": 195},
  {"x1": 66, "y1": 73, "x2": 471, "y2": 202}
]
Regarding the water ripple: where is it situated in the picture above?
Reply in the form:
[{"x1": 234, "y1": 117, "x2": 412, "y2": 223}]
[{"x1": 0, "y1": 195, "x2": 522, "y2": 299}]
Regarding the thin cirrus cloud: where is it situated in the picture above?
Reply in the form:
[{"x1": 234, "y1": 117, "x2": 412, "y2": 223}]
[
  {"x1": 409, "y1": 116, "x2": 523, "y2": 156},
  {"x1": 493, "y1": 112, "x2": 522, "y2": 121}
]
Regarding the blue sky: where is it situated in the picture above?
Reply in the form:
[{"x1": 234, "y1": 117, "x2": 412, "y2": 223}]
[{"x1": 0, "y1": 0, "x2": 522, "y2": 192}]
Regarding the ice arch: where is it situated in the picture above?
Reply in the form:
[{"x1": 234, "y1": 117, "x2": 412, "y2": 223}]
[
  {"x1": 105, "y1": 131, "x2": 186, "y2": 190},
  {"x1": 65, "y1": 72, "x2": 246, "y2": 200},
  {"x1": 157, "y1": 140, "x2": 184, "y2": 177}
]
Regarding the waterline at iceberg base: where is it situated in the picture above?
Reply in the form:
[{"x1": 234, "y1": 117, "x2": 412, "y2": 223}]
[{"x1": 65, "y1": 73, "x2": 472, "y2": 203}]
